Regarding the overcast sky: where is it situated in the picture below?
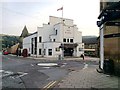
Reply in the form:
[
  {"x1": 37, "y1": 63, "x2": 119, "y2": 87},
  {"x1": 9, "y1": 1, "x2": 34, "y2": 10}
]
[{"x1": 1, "y1": 0, "x2": 100, "y2": 36}]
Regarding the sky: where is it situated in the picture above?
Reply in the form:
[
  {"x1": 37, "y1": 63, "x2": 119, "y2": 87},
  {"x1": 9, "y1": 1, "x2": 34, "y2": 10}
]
[{"x1": 1, "y1": 0, "x2": 100, "y2": 36}]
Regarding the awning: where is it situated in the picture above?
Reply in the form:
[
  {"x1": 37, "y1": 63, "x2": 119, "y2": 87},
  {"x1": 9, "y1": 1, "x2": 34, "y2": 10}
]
[{"x1": 63, "y1": 43, "x2": 78, "y2": 48}]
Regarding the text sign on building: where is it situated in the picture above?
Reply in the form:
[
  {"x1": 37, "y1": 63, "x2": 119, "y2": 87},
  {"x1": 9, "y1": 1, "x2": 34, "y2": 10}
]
[{"x1": 64, "y1": 26, "x2": 74, "y2": 37}]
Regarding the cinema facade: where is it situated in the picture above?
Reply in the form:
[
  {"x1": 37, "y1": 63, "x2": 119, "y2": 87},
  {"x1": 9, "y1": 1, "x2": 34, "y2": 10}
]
[{"x1": 23, "y1": 16, "x2": 84, "y2": 58}]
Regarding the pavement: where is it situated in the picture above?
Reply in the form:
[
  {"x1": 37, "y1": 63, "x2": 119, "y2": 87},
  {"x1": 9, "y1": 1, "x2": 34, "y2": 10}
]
[
  {"x1": 9, "y1": 54, "x2": 99, "y2": 61},
  {"x1": 54, "y1": 66, "x2": 120, "y2": 89},
  {"x1": 26, "y1": 55, "x2": 100, "y2": 62}
]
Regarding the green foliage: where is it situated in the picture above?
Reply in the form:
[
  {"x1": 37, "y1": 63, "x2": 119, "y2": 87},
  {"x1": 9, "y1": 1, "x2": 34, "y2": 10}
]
[{"x1": 1, "y1": 35, "x2": 20, "y2": 49}]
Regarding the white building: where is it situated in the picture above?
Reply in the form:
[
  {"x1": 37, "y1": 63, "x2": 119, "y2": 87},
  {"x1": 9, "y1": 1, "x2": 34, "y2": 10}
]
[{"x1": 23, "y1": 16, "x2": 84, "y2": 58}]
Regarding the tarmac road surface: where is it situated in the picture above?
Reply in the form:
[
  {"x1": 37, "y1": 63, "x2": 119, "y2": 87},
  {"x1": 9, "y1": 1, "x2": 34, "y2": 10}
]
[{"x1": 1, "y1": 55, "x2": 99, "y2": 89}]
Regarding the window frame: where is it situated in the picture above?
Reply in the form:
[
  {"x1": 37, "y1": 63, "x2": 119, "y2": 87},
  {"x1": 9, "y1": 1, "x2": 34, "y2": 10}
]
[
  {"x1": 63, "y1": 38, "x2": 66, "y2": 42},
  {"x1": 53, "y1": 39, "x2": 55, "y2": 42},
  {"x1": 70, "y1": 39, "x2": 73, "y2": 43},
  {"x1": 39, "y1": 49, "x2": 41, "y2": 55},
  {"x1": 67, "y1": 39, "x2": 69, "y2": 42},
  {"x1": 48, "y1": 49, "x2": 52, "y2": 56},
  {"x1": 39, "y1": 36, "x2": 42, "y2": 42}
]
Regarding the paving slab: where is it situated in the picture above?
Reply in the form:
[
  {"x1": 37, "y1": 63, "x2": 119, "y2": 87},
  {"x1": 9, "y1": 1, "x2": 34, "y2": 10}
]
[{"x1": 57, "y1": 66, "x2": 119, "y2": 89}]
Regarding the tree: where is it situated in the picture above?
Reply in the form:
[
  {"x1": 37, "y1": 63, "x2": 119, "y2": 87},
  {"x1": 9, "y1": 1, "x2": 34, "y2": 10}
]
[
  {"x1": 19, "y1": 25, "x2": 29, "y2": 48},
  {"x1": 20, "y1": 25, "x2": 29, "y2": 38}
]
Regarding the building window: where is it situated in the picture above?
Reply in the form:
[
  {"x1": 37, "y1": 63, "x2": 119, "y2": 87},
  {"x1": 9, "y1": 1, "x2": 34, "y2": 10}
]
[
  {"x1": 70, "y1": 39, "x2": 73, "y2": 43},
  {"x1": 39, "y1": 36, "x2": 42, "y2": 42},
  {"x1": 56, "y1": 48, "x2": 60, "y2": 52},
  {"x1": 56, "y1": 30, "x2": 57, "y2": 35},
  {"x1": 48, "y1": 49, "x2": 52, "y2": 56},
  {"x1": 67, "y1": 39, "x2": 69, "y2": 42},
  {"x1": 39, "y1": 49, "x2": 41, "y2": 55},
  {"x1": 53, "y1": 39, "x2": 55, "y2": 42},
  {"x1": 31, "y1": 38, "x2": 33, "y2": 54},
  {"x1": 44, "y1": 49, "x2": 46, "y2": 55},
  {"x1": 63, "y1": 38, "x2": 66, "y2": 42}
]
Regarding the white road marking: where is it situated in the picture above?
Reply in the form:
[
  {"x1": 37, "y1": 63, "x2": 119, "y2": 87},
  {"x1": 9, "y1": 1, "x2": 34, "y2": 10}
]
[
  {"x1": 0, "y1": 70, "x2": 28, "y2": 78},
  {"x1": 42, "y1": 67, "x2": 51, "y2": 69},
  {"x1": 83, "y1": 63, "x2": 88, "y2": 69},
  {"x1": 63, "y1": 63, "x2": 67, "y2": 65},
  {"x1": 1, "y1": 70, "x2": 13, "y2": 77},
  {"x1": 0, "y1": 70, "x2": 4, "y2": 72},
  {"x1": 37, "y1": 63, "x2": 58, "y2": 67},
  {"x1": 61, "y1": 65, "x2": 65, "y2": 67},
  {"x1": 15, "y1": 72, "x2": 28, "y2": 78},
  {"x1": 31, "y1": 64, "x2": 34, "y2": 66}
]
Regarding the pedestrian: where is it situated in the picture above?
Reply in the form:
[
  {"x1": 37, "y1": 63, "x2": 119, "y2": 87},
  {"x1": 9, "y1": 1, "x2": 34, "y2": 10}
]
[
  {"x1": 18, "y1": 49, "x2": 21, "y2": 56},
  {"x1": 81, "y1": 54, "x2": 84, "y2": 60},
  {"x1": 16, "y1": 48, "x2": 19, "y2": 56}
]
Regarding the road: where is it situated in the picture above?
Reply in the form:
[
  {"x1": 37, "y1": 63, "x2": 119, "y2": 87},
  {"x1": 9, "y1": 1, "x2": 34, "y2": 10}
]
[{"x1": 1, "y1": 54, "x2": 99, "y2": 89}]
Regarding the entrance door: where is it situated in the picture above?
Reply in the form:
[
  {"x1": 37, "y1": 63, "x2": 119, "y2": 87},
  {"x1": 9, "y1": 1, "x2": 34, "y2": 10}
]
[{"x1": 64, "y1": 48, "x2": 74, "y2": 56}]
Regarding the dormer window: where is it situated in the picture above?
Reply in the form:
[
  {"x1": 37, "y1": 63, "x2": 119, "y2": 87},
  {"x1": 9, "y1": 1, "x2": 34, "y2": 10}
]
[
  {"x1": 56, "y1": 30, "x2": 57, "y2": 35},
  {"x1": 39, "y1": 36, "x2": 42, "y2": 42}
]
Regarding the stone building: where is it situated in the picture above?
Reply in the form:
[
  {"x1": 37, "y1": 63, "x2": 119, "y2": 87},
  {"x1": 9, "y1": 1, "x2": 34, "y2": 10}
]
[{"x1": 97, "y1": 0, "x2": 120, "y2": 75}]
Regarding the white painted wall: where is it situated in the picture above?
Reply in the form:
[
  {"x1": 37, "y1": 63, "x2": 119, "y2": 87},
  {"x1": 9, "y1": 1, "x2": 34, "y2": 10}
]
[
  {"x1": 23, "y1": 33, "x2": 37, "y2": 55},
  {"x1": 43, "y1": 42, "x2": 62, "y2": 57},
  {"x1": 23, "y1": 16, "x2": 84, "y2": 57},
  {"x1": 49, "y1": 16, "x2": 73, "y2": 26}
]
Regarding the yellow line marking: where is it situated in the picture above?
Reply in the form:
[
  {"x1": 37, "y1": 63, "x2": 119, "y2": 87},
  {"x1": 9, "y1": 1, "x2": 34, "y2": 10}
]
[
  {"x1": 43, "y1": 81, "x2": 57, "y2": 90},
  {"x1": 43, "y1": 81, "x2": 54, "y2": 89},
  {"x1": 47, "y1": 81, "x2": 57, "y2": 88}
]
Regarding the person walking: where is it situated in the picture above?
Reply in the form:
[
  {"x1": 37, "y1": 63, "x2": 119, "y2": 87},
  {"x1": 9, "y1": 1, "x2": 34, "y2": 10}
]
[{"x1": 81, "y1": 54, "x2": 84, "y2": 60}]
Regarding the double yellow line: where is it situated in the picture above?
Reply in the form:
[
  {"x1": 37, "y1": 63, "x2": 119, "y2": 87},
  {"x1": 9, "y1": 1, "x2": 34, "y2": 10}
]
[{"x1": 43, "y1": 81, "x2": 57, "y2": 90}]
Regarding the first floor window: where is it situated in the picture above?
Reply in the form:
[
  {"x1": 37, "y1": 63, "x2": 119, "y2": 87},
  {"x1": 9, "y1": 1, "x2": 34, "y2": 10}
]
[
  {"x1": 39, "y1": 49, "x2": 41, "y2": 55},
  {"x1": 67, "y1": 39, "x2": 69, "y2": 42},
  {"x1": 48, "y1": 49, "x2": 52, "y2": 56},
  {"x1": 70, "y1": 39, "x2": 73, "y2": 43},
  {"x1": 63, "y1": 38, "x2": 66, "y2": 42}
]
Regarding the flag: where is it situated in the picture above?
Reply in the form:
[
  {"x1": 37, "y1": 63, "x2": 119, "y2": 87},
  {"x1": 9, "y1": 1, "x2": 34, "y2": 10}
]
[{"x1": 57, "y1": 7, "x2": 63, "y2": 11}]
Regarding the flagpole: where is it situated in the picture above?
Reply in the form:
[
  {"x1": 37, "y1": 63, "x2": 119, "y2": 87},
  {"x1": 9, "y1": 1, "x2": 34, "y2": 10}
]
[
  {"x1": 57, "y1": 6, "x2": 64, "y2": 60},
  {"x1": 62, "y1": 6, "x2": 64, "y2": 60}
]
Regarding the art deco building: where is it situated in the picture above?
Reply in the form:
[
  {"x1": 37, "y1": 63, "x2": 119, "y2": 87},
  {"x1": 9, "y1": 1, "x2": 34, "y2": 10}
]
[{"x1": 23, "y1": 16, "x2": 84, "y2": 58}]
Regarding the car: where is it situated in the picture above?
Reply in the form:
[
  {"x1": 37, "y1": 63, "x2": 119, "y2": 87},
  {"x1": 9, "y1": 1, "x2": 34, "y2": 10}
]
[{"x1": 3, "y1": 50, "x2": 9, "y2": 55}]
